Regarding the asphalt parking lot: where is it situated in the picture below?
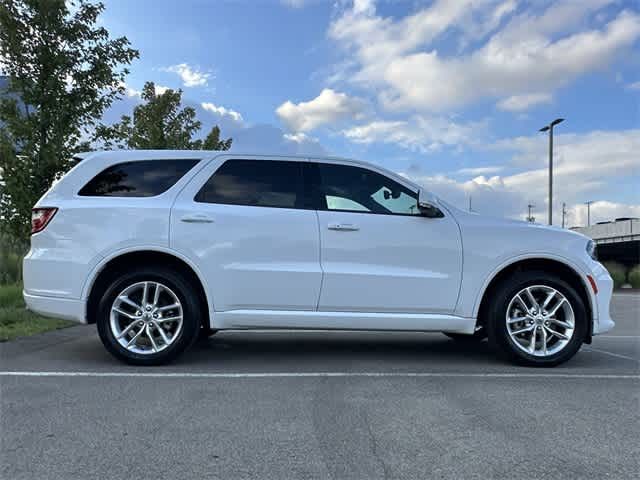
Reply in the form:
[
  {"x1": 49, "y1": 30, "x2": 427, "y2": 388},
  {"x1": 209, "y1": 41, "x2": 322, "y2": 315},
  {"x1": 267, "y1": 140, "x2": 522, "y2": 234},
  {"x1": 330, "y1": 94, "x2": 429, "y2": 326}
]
[{"x1": 1, "y1": 293, "x2": 638, "y2": 480}]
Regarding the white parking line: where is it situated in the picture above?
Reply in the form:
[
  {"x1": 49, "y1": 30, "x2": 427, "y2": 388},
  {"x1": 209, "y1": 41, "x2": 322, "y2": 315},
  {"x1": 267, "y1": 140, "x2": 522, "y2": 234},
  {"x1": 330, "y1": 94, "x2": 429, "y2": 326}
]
[
  {"x1": 0, "y1": 371, "x2": 638, "y2": 379},
  {"x1": 599, "y1": 335, "x2": 640, "y2": 338},
  {"x1": 583, "y1": 347, "x2": 639, "y2": 362}
]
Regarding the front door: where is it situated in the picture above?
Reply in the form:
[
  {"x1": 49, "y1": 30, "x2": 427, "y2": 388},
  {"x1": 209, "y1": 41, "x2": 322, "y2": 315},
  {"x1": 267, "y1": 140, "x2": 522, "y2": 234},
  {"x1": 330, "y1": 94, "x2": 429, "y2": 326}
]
[{"x1": 313, "y1": 161, "x2": 462, "y2": 314}]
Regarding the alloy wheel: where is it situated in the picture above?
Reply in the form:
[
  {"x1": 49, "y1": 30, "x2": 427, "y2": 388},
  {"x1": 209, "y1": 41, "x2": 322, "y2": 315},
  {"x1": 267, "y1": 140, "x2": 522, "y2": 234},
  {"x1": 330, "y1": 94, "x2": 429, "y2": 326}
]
[
  {"x1": 505, "y1": 285, "x2": 575, "y2": 357},
  {"x1": 109, "y1": 281, "x2": 184, "y2": 355}
]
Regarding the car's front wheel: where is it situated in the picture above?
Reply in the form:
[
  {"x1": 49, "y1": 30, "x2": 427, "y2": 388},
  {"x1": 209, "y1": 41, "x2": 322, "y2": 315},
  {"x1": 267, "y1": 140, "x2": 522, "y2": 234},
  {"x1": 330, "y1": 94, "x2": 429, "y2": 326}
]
[
  {"x1": 96, "y1": 267, "x2": 202, "y2": 365},
  {"x1": 487, "y1": 271, "x2": 587, "y2": 367}
]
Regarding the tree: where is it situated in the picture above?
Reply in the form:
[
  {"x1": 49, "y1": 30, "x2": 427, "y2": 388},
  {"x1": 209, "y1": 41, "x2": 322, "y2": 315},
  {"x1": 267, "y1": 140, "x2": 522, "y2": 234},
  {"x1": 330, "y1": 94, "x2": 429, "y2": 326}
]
[
  {"x1": 0, "y1": 0, "x2": 138, "y2": 241},
  {"x1": 96, "y1": 81, "x2": 233, "y2": 151}
]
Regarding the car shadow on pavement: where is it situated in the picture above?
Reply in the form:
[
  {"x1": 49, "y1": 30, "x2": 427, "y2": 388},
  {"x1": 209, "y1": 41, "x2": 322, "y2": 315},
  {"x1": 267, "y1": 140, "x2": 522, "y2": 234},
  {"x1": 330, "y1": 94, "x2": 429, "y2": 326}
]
[{"x1": 179, "y1": 331, "x2": 501, "y2": 368}]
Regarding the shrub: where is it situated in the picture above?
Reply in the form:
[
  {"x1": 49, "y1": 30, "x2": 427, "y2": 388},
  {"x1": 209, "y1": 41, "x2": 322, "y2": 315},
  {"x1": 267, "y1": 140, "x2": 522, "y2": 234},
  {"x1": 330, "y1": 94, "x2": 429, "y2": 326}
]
[
  {"x1": 628, "y1": 265, "x2": 640, "y2": 289},
  {"x1": 0, "y1": 235, "x2": 26, "y2": 284},
  {"x1": 601, "y1": 261, "x2": 627, "y2": 289}
]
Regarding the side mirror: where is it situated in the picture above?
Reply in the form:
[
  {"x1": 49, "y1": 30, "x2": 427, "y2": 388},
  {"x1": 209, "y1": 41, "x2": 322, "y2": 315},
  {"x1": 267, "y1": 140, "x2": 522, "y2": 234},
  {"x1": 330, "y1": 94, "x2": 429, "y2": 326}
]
[{"x1": 417, "y1": 189, "x2": 444, "y2": 218}]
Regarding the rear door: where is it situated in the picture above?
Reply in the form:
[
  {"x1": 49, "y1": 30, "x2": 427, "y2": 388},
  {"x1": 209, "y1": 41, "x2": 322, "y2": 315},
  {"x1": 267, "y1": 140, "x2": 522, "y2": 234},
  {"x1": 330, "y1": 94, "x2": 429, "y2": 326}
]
[
  {"x1": 171, "y1": 156, "x2": 322, "y2": 312},
  {"x1": 313, "y1": 161, "x2": 462, "y2": 314}
]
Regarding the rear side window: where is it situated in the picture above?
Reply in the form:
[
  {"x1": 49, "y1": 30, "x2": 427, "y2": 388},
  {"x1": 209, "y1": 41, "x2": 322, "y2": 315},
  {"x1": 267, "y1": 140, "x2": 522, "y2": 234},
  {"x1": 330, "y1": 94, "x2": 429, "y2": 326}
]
[
  {"x1": 78, "y1": 159, "x2": 199, "y2": 197},
  {"x1": 195, "y1": 159, "x2": 306, "y2": 209}
]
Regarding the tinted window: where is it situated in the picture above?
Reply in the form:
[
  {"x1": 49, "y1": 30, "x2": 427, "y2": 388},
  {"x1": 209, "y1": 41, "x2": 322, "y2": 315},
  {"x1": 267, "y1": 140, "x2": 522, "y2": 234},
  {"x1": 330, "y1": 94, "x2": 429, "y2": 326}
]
[
  {"x1": 79, "y1": 160, "x2": 198, "y2": 197},
  {"x1": 317, "y1": 163, "x2": 420, "y2": 215},
  {"x1": 195, "y1": 159, "x2": 305, "y2": 209}
]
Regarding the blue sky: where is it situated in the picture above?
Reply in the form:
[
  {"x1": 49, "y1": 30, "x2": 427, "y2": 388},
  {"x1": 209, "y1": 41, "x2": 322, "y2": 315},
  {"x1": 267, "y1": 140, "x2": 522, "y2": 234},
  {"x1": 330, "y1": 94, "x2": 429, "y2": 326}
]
[{"x1": 100, "y1": 0, "x2": 640, "y2": 226}]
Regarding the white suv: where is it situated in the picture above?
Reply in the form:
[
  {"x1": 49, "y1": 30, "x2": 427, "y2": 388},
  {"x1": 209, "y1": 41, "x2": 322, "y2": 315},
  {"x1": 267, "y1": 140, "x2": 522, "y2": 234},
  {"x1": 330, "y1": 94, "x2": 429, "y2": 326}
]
[{"x1": 23, "y1": 150, "x2": 614, "y2": 366}]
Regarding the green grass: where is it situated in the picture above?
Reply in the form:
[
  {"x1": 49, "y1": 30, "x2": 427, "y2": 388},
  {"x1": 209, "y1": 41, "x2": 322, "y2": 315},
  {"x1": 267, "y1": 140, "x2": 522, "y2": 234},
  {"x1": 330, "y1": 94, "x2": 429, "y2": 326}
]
[{"x1": 0, "y1": 284, "x2": 74, "y2": 342}]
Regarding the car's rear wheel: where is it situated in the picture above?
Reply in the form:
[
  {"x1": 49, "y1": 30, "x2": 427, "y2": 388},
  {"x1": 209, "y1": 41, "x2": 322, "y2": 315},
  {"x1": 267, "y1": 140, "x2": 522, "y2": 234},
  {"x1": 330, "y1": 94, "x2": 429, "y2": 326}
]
[
  {"x1": 96, "y1": 267, "x2": 201, "y2": 365},
  {"x1": 487, "y1": 270, "x2": 587, "y2": 367}
]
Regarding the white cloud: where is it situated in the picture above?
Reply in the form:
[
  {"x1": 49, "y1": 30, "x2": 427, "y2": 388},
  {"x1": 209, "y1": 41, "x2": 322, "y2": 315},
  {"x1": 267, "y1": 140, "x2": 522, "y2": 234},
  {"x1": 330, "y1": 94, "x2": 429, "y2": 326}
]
[
  {"x1": 154, "y1": 84, "x2": 170, "y2": 95},
  {"x1": 342, "y1": 115, "x2": 486, "y2": 153},
  {"x1": 163, "y1": 63, "x2": 211, "y2": 87},
  {"x1": 276, "y1": 88, "x2": 367, "y2": 132},
  {"x1": 405, "y1": 128, "x2": 640, "y2": 223},
  {"x1": 628, "y1": 81, "x2": 640, "y2": 90},
  {"x1": 456, "y1": 166, "x2": 504, "y2": 176},
  {"x1": 497, "y1": 93, "x2": 552, "y2": 112},
  {"x1": 201, "y1": 102, "x2": 243, "y2": 122},
  {"x1": 283, "y1": 132, "x2": 315, "y2": 143},
  {"x1": 117, "y1": 81, "x2": 143, "y2": 98},
  {"x1": 329, "y1": 1, "x2": 640, "y2": 113},
  {"x1": 566, "y1": 201, "x2": 640, "y2": 227}
]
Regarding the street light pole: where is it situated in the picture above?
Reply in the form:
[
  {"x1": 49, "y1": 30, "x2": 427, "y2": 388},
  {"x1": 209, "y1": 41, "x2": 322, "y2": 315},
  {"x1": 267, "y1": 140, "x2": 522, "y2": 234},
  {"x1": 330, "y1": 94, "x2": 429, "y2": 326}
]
[
  {"x1": 539, "y1": 118, "x2": 564, "y2": 225},
  {"x1": 585, "y1": 200, "x2": 594, "y2": 227}
]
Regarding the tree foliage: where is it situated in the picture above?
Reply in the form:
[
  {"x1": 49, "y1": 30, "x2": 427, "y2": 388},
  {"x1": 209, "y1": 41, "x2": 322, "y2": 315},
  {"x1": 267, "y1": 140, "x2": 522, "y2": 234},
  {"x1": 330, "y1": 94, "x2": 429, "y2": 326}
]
[
  {"x1": 0, "y1": 0, "x2": 138, "y2": 241},
  {"x1": 95, "y1": 81, "x2": 233, "y2": 151}
]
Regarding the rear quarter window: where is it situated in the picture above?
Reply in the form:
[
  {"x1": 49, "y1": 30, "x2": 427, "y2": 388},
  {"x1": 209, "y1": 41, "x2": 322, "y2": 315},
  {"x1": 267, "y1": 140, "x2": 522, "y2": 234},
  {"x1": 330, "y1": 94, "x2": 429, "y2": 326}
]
[{"x1": 78, "y1": 159, "x2": 199, "y2": 197}]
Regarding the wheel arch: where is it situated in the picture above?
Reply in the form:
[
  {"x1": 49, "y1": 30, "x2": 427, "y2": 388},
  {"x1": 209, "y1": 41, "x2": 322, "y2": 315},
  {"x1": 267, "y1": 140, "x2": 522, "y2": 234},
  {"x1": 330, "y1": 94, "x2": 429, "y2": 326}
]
[
  {"x1": 474, "y1": 256, "x2": 594, "y2": 343},
  {"x1": 83, "y1": 248, "x2": 212, "y2": 329}
]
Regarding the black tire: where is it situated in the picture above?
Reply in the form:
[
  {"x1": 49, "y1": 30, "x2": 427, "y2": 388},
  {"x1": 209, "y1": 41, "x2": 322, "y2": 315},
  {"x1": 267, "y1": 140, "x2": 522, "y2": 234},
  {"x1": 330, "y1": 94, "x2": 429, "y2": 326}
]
[
  {"x1": 487, "y1": 270, "x2": 587, "y2": 367},
  {"x1": 444, "y1": 328, "x2": 487, "y2": 343},
  {"x1": 96, "y1": 266, "x2": 202, "y2": 366}
]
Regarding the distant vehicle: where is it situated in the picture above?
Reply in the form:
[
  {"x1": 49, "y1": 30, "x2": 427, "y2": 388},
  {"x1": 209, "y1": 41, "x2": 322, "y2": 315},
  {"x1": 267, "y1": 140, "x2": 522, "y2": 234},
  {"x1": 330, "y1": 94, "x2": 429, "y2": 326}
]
[{"x1": 23, "y1": 151, "x2": 614, "y2": 366}]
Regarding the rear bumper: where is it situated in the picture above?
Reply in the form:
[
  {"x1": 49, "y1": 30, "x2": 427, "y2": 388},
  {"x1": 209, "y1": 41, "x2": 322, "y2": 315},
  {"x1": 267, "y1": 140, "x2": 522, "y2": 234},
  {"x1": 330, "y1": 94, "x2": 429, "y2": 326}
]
[{"x1": 23, "y1": 292, "x2": 86, "y2": 324}]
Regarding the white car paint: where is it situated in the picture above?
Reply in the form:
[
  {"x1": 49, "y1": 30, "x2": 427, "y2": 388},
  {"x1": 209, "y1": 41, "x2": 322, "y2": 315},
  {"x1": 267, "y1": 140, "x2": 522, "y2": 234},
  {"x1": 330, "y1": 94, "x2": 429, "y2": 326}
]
[{"x1": 23, "y1": 150, "x2": 614, "y2": 337}]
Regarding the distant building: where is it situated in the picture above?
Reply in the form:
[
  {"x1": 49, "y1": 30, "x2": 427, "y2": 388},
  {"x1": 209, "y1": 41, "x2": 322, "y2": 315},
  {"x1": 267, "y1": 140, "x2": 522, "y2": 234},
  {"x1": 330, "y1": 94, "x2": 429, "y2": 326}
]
[{"x1": 572, "y1": 218, "x2": 639, "y2": 265}]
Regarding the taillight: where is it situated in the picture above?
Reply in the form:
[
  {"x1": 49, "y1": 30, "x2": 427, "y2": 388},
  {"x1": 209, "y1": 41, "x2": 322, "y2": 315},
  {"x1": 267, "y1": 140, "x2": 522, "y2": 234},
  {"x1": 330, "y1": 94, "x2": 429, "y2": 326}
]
[{"x1": 31, "y1": 207, "x2": 58, "y2": 235}]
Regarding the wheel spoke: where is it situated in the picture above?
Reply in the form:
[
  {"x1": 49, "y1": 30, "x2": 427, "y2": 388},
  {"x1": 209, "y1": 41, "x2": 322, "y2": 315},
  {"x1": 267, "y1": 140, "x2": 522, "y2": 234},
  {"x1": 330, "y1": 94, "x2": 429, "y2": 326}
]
[
  {"x1": 126, "y1": 325, "x2": 145, "y2": 347},
  {"x1": 157, "y1": 303, "x2": 180, "y2": 313},
  {"x1": 118, "y1": 295, "x2": 141, "y2": 311},
  {"x1": 156, "y1": 315, "x2": 182, "y2": 323},
  {"x1": 514, "y1": 294, "x2": 529, "y2": 313},
  {"x1": 116, "y1": 320, "x2": 140, "y2": 339},
  {"x1": 155, "y1": 324, "x2": 171, "y2": 345},
  {"x1": 141, "y1": 282, "x2": 149, "y2": 306},
  {"x1": 544, "y1": 326, "x2": 569, "y2": 341},
  {"x1": 541, "y1": 326, "x2": 548, "y2": 355},
  {"x1": 152, "y1": 283, "x2": 161, "y2": 306},
  {"x1": 541, "y1": 290, "x2": 556, "y2": 310},
  {"x1": 511, "y1": 325, "x2": 535, "y2": 336},
  {"x1": 508, "y1": 316, "x2": 529, "y2": 324},
  {"x1": 146, "y1": 325, "x2": 159, "y2": 352},
  {"x1": 547, "y1": 298, "x2": 566, "y2": 317},
  {"x1": 113, "y1": 307, "x2": 138, "y2": 320},
  {"x1": 525, "y1": 288, "x2": 539, "y2": 310},
  {"x1": 549, "y1": 318, "x2": 572, "y2": 330},
  {"x1": 529, "y1": 327, "x2": 537, "y2": 353}
]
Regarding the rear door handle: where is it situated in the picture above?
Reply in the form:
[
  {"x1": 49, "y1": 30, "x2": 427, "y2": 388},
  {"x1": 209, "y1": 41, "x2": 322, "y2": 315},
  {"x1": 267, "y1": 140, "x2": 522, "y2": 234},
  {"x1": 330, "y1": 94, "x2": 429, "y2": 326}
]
[
  {"x1": 180, "y1": 214, "x2": 214, "y2": 224},
  {"x1": 328, "y1": 223, "x2": 359, "y2": 231}
]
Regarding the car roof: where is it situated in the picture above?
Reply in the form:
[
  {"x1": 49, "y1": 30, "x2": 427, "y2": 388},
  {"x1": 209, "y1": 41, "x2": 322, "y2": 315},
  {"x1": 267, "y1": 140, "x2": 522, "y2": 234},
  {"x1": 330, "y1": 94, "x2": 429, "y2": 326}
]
[{"x1": 78, "y1": 150, "x2": 350, "y2": 161}]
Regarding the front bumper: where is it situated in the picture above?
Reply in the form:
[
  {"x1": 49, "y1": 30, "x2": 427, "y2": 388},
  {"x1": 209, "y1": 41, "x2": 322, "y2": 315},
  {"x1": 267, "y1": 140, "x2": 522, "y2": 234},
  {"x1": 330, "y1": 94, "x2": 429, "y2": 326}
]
[
  {"x1": 591, "y1": 263, "x2": 614, "y2": 335},
  {"x1": 23, "y1": 292, "x2": 86, "y2": 324}
]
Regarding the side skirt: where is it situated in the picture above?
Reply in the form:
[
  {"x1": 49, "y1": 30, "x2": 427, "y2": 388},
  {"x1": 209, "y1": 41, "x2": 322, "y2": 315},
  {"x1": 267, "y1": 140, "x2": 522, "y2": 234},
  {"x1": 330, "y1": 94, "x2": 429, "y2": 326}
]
[{"x1": 213, "y1": 309, "x2": 476, "y2": 334}]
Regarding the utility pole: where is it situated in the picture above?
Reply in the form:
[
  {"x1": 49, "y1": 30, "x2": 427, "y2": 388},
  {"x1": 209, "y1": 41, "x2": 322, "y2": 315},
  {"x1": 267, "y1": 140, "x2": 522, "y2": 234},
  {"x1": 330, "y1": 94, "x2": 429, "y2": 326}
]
[
  {"x1": 585, "y1": 200, "x2": 594, "y2": 227},
  {"x1": 526, "y1": 203, "x2": 536, "y2": 223},
  {"x1": 561, "y1": 202, "x2": 567, "y2": 228},
  {"x1": 468, "y1": 195, "x2": 472, "y2": 212},
  {"x1": 539, "y1": 118, "x2": 564, "y2": 226}
]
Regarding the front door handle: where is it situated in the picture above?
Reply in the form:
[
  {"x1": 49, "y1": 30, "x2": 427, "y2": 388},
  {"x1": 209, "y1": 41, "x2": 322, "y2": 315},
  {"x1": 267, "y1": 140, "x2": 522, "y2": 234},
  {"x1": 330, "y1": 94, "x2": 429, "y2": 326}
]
[
  {"x1": 328, "y1": 223, "x2": 359, "y2": 231},
  {"x1": 181, "y1": 214, "x2": 214, "y2": 224}
]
